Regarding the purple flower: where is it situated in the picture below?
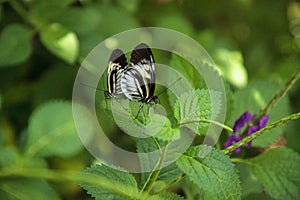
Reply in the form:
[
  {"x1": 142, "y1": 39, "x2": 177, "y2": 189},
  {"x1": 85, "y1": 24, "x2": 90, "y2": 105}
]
[
  {"x1": 233, "y1": 111, "x2": 256, "y2": 133},
  {"x1": 224, "y1": 111, "x2": 269, "y2": 153},
  {"x1": 224, "y1": 134, "x2": 243, "y2": 153},
  {"x1": 246, "y1": 115, "x2": 269, "y2": 147}
]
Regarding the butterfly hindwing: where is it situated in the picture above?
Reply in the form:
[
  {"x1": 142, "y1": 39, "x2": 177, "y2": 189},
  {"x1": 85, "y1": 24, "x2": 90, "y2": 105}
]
[{"x1": 121, "y1": 43, "x2": 156, "y2": 103}]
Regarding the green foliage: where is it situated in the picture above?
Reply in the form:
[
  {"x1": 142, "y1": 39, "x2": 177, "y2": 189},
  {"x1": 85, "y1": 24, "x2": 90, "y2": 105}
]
[
  {"x1": 0, "y1": 179, "x2": 59, "y2": 200},
  {"x1": 1, "y1": 0, "x2": 300, "y2": 199},
  {"x1": 176, "y1": 145, "x2": 241, "y2": 199},
  {"x1": 25, "y1": 101, "x2": 83, "y2": 157},
  {"x1": 0, "y1": 24, "x2": 32, "y2": 67},
  {"x1": 174, "y1": 89, "x2": 212, "y2": 135},
  {"x1": 240, "y1": 147, "x2": 300, "y2": 200},
  {"x1": 231, "y1": 80, "x2": 291, "y2": 147},
  {"x1": 79, "y1": 164, "x2": 139, "y2": 200},
  {"x1": 40, "y1": 23, "x2": 79, "y2": 64}
]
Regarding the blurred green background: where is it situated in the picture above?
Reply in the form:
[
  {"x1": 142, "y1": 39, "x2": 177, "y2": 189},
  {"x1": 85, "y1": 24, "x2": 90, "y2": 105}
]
[{"x1": 1, "y1": 0, "x2": 300, "y2": 199}]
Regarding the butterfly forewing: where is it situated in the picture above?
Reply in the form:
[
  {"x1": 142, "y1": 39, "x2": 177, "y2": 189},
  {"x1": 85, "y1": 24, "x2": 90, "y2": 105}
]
[
  {"x1": 105, "y1": 49, "x2": 128, "y2": 98},
  {"x1": 121, "y1": 43, "x2": 156, "y2": 103}
]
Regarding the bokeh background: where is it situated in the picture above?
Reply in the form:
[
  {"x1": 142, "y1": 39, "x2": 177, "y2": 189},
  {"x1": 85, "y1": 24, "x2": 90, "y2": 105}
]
[{"x1": 0, "y1": 0, "x2": 300, "y2": 199}]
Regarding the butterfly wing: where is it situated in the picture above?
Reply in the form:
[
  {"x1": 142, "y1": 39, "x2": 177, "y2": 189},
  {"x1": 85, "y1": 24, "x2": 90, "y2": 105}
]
[
  {"x1": 106, "y1": 49, "x2": 128, "y2": 97},
  {"x1": 121, "y1": 43, "x2": 156, "y2": 102}
]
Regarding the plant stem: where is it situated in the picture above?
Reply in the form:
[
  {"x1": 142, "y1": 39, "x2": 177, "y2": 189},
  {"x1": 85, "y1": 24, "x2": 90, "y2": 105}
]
[
  {"x1": 222, "y1": 112, "x2": 300, "y2": 154},
  {"x1": 180, "y1": 119, "x2": 233, "y2": 132},
  {"x1": 258, "y1": 68, "x2": 300, "y2": 118},
  {"x1": 140, "y1": 143, "x2": 169, "y2": 198},
  {"x1": 9, "y1": 0, "x2": 30, "y2": 22},
  {"x1": 154, "y1": 174, "x2": 186, "y2": 194}
]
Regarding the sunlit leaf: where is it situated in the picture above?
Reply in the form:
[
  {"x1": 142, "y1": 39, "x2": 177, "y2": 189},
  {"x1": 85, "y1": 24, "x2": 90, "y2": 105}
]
[
  {"x1": 40, "y1": 23, "x2": 79, "y2": 64},
  {"x1": 213, "y1": 48, "x2": 248, "y2": 88}
]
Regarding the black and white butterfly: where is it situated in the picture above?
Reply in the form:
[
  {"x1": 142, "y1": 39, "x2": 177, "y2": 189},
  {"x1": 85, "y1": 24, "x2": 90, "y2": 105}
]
[
  {"x1": 121, "y1": 43, "x2": 158, "y2": 105},
  {"x1": 104, "y1": 49, "x2": 128, "y2": 99}
]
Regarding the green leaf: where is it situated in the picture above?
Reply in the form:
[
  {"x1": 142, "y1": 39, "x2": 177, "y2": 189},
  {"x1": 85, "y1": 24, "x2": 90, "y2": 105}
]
[
  {"x1": 40, "y1": 23, "x2": 79, "y2": 64},
  {"x1": 0, "y1": 24, "x2": 32, "y2": 67},
  {"x1": 148, "y1": 192, "x2": 185, "y2": 200},
  {"x1": 213, "y1": 48, "x2": 248, "y2": 88},
  {"x1": 57, "y1": 7, "x2": 102, "y2": 36},
  {"x1": 29, "y1": 0, "x2": 74, "y2": 26},
  {"x1": 0, "y1": 179, "x2": 59, "y2": 200},
  {"x1": 79, "y1": 164, "x2": 139, "y2": 200},
  {"x1": 97, "y1": 4, "x2": 139, "y2": 37},
  {"x1": 112, "y1": 100, "x2": 178, "y2": 141},
  {"x1": 154, "y1": 14, "x2": 194, "y2": 36},
  {"x1": 169, "y1": 54, "x2": 206, "y2": 89},
  {"x1": 146, "y1": 114, "x2": 180, "y2": 141},
  {"x1": 176, "y1": 145, "x2": 241, "y2": 200},
  {"x1": 232, "y1": 80, "x2": 291, "y2": 147},
  {"x1": 235, "y1": 163, "x2": 263, "y2": 198},
  {"x1": 25, "y1": 101, "x2": 83, "y2": 158},
  {"x1": 242, "y1": 147, "x2": 300, "y2": 200},
  {"x1": 174, "y1": 89, "x2": 212, "y2": 135}
]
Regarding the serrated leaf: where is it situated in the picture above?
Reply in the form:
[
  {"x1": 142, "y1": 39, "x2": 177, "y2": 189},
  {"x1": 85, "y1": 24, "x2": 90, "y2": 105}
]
[
  {"x1": 112, "y1": 100, "x2": 178, "y2": 141},
  {"x1": 176, "y1": 145, "x2": 241, "y2": 200},
  {"x1": 0, "y1": 24, "x2": 32, "y2": 67},
  {"x1": 148, "y1": 192, "x2": 185, "y2": 200},
  {"x1": 79, "y1": 164, "x2": 139, "y2": 200},
  {"x1": 174, "y1": 89, "x2": 212, "y2": 135},
  {"x1": 242, "y1": 147, "x2": 300, "y2": 200},
  {"x1": 0, "y1": 179, "x2": 59, "y2": 200},
  {"x1": 40, "y1": 23, "x2": 79, "y2": 64},
  {"x1": 232, "y1": 80, "x2": 291, "y2": 147},
  {"x1": 25, "y1": 101, "x2": 83, "y2": 157}
]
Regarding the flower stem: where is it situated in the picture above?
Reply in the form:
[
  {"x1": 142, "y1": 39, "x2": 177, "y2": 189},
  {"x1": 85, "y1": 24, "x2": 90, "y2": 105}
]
[
  {"x1": 222, "y1": 112, "x2": 300, "y2": 154},
  {"x1": 258, "y1": 68, "x2": 300, "y2": 118}
]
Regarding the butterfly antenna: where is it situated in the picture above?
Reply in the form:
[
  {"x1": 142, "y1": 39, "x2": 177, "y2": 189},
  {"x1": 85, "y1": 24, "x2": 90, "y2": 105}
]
[{"x1": 156, "y1": 77, "x2": 182, "y2": 97}]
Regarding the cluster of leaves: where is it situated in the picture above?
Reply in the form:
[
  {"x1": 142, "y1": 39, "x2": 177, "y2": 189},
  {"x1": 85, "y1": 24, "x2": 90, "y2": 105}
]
[{"x1": 1, "y1": 0, "x2": 300, "y2": 200}]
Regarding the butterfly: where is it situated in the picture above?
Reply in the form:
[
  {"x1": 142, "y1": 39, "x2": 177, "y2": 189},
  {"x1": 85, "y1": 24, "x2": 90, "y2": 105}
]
[
  {"x1": 121, "y1": 43, "x2": 159, "y2": 112},
  {"x1": 104, "y1": 48, "x2": 128, "y2": 99}
]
